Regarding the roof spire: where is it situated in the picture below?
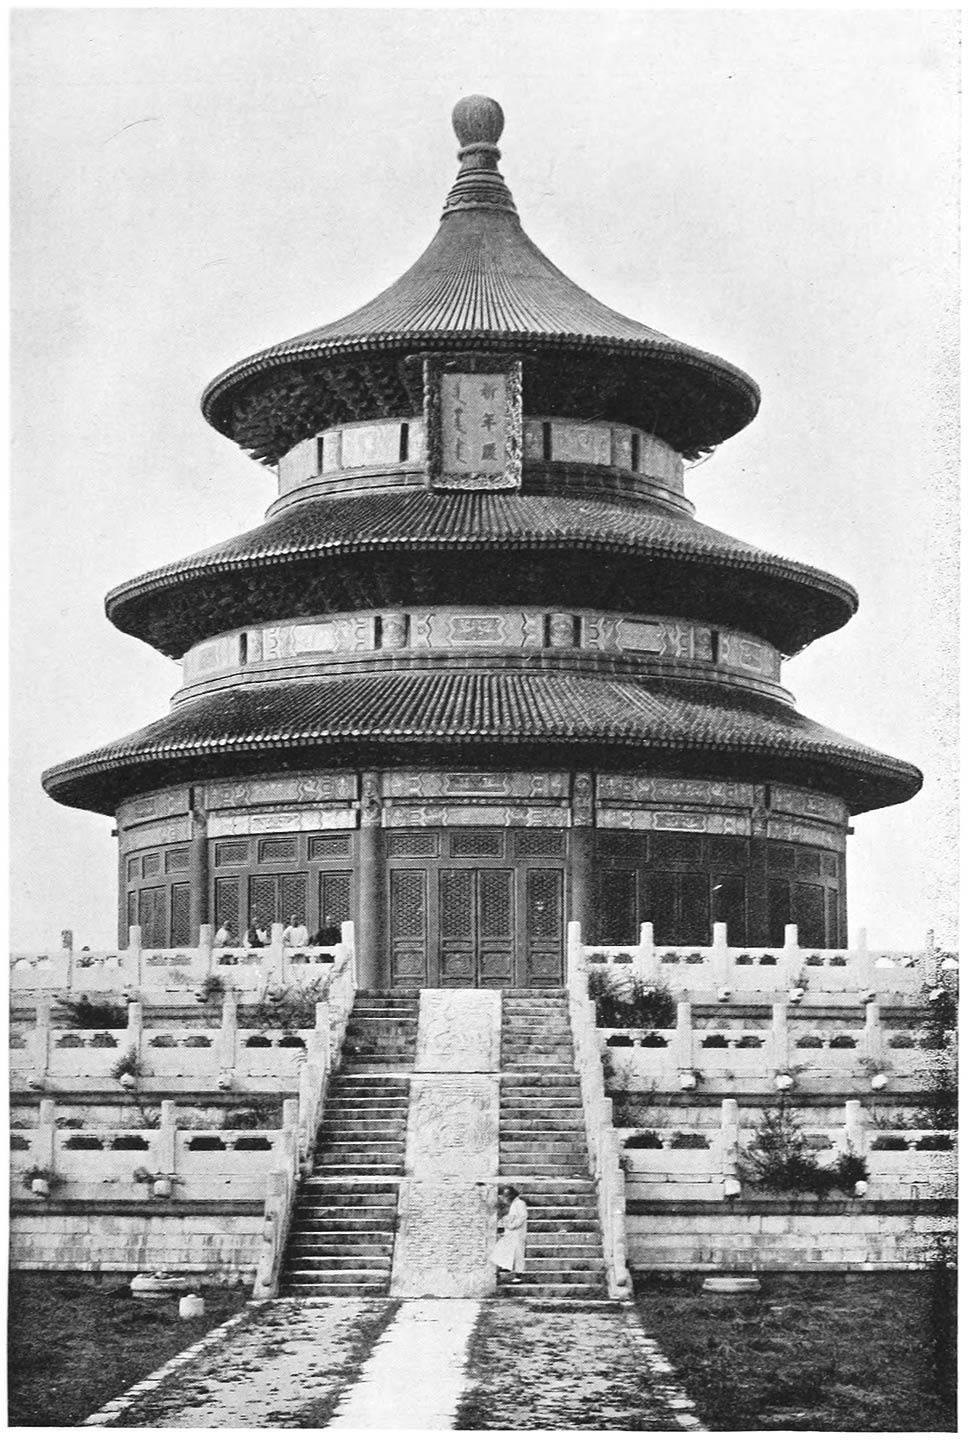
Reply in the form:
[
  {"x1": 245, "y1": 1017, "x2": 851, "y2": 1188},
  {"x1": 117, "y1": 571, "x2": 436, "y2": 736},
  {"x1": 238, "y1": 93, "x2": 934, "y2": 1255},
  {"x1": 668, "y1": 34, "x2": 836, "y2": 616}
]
[{"x1": 442, "y1": 94, "x2": 518, "y2": 218}]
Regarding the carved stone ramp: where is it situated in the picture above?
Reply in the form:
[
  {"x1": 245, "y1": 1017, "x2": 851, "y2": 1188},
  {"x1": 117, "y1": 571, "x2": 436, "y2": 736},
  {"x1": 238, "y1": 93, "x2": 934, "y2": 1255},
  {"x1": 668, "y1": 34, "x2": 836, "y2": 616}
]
[{"x1": 390, "y1": 990, "x2": 501, "y2": 1299}]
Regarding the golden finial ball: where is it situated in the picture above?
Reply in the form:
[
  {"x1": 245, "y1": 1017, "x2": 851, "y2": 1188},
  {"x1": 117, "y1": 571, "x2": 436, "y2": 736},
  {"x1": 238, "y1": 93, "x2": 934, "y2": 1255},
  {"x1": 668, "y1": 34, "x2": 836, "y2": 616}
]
[{"x1": 452, "y1": 95, "x2": 505, "y2": 148}]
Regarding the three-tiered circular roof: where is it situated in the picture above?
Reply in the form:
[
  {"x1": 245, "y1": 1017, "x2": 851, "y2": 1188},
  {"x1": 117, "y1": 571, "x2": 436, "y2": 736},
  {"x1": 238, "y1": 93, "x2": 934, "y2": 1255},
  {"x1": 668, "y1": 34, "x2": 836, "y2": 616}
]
[{"x1": 42, "y1": 96, "x2": 922, "y2": 817}]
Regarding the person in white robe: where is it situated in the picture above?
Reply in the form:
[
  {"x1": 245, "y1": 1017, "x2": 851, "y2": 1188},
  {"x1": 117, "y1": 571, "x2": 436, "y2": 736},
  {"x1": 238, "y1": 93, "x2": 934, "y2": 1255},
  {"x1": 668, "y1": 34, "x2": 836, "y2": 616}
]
[{"x1": 492, "y1": 1185, "x2": 528, "y2": 1283}]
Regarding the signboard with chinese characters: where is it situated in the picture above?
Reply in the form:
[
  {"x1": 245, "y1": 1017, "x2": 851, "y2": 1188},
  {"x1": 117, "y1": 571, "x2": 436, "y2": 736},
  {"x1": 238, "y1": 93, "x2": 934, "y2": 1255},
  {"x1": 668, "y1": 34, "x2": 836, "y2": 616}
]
[{"x1": 424, "y1": 355, "x2": 522, "y2": 490}]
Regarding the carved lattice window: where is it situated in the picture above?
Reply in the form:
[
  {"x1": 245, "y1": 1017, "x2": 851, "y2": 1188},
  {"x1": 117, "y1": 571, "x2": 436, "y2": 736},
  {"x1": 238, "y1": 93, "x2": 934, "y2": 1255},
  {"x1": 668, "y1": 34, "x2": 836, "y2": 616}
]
[
  {"x1": 248, "y1": 876, "x2": 276, "y2": 925},
  {"x1": 388, "y1": 831, "x2": 438, "y2": 858},
  {"x1": 796, "y1": 848, "x2": 822, "y2": 877},
  {"x1": 391, "y1": 871, "x2": 426, "y2": 939},
  {"x1": 170, "y1": 884, "x2": 191, "y2": 946},
  {"x1": 440, "y1": 871, "x2": 474, "y2": 937},
  {"x1": 513, "y1": 830, "x2": 565, "y2": 858},
  {"x1": 309, "y1": 833, "x2": 353, "y2": 860},
  {"x1": 215, "y1": 841, "x2": 249, "y2": 867},
  {"x1": 709, "y1": 837, "x2": 748, "y2": 870},
  {"x1": 214, "y1": 877, "x2": 240, "y2": 931},
  {"x1": 767, "y1": 843, "x2": 796, "y2": 872},
  {"x1": 597, "y1": 832, "x2": 646, "y2": 861},
  {"x1": 480, "y1": 871, "x2": 513, "y2": 937},
  {"x1": 527, "y1": 869, "x2": 562, "y2": 939},
  {"x1": 651, "y1": 834, "x2": 703, "y2": 866},
  {"x1": 258, "y1": 837, "x2": 297, "y2": 863},
  {"x1": 142, "y1": 852, "x2": 161, "y2": 878},
  {"x1": 450, "y1": 829, "x2": 503, "y2": 858},
  {"x1": 319, "y1": 872, "x2": 352, "y2": 925},
  {"x1": 280, "y1": 873, "x2": 308, "y2": 922},
  {"x1": 596, "y1": 869, "x2": 637, "y2": 945}
]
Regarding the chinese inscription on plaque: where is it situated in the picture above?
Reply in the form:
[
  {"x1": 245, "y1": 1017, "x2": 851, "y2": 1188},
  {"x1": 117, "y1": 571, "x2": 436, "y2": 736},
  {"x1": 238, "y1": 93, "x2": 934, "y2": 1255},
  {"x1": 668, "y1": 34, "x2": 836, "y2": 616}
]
[
  {"x1": 442, "y1": 374, "x2": 506, "y2": 473},
  {"x1": 427, "y1": 359, "x2": 522, "y2": 490}
]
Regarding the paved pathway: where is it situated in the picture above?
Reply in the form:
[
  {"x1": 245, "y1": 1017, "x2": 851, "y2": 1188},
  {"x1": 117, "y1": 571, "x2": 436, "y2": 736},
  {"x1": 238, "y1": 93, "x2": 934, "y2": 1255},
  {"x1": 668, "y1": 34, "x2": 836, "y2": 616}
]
[
  {"x1": 329, "y1": 1299, "x2": 479, "y2": 1429},
  {"x1": 85, "y1": 1297, "x2": 703, "y2": 1430}
]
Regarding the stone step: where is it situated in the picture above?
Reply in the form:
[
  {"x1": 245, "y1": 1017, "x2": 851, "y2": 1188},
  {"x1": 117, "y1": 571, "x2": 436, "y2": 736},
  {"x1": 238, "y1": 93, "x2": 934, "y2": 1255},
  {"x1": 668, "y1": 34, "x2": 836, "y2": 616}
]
[
  {"x1": 280, "y1": 1280, "x2": 391, "y2": 1296},
  {"x1": 286, "y1": 1251, "x2": 393, "y2": 1272},
  {"x1": 320, "y1": 1127, "x2": 406, "y2": 1141},
  {"x1": 330, "y1": 1079, "x2": 411, "y2": 1093},
  {"x1": 498, "y1": 1166, "x2": 591, "y2": 1178},
  {"x1": 298, "y1": 1179, "x2": 400, "y2": 1193},
  {"x1": 527, "y1": 1243, "x2": 604, "y2": 1258},
  {"x1": 294, "y1": 1209, "x2": 398, "y2": 1226},
  {"x1": 290, "y1": 1222, "x2": 396, "y2": 1239},
  {"x1": 501, "y1": 1075, "x2": 581, "y2": 1087},
  {"x1": 529, "y1": 1218, "x2": 600, "y2": 1232},
  {"x1": 500, "y1": 1124, "x2": 586, "y2": 1136},
  {"x1": 288, "y1": 1239, "x2": 394, "y2": 1257},
  {"x1": 342, "y1": 1062, "x2": 416, "y2": 1074},
  {"x1": 281, "y1": 1269, "x2": 390, "y2": 1286},
  {"x1": 312, "y1": 1157, "x2": 403, "y2": 1169},
  {"x1": 495, "y1": 1281, "x2": 606, "y2": 1300},
  {"x1": 317, "y1": 1140, "x2": 406, "y2": 1155}
]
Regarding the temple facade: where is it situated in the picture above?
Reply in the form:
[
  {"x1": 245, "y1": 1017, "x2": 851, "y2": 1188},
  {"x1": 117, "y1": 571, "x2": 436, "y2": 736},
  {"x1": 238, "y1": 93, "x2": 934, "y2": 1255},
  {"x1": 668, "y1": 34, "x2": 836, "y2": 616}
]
[{"x1": 43, "y1": 96, "x2": 921, "y2": 989}]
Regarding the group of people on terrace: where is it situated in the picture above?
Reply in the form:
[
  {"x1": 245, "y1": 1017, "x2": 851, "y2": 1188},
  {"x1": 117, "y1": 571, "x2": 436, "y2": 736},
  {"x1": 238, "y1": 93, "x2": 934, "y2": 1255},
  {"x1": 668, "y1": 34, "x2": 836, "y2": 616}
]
[{"x1": 213, "y1": 913, "x2": 343, "y2": 950}]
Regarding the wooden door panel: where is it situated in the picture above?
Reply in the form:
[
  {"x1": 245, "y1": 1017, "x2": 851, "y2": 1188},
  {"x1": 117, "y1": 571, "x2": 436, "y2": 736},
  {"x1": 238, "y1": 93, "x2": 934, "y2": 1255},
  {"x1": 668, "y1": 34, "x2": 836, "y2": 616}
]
[
  {"x1": 477, "y1": 869, "x2": 514, "y2": 986},
  {"x1": 390, "y1": 869, "x2": 428, "y2": 988},
  {"x1": 522, "y1": 867, "x2": 564, "y2": 987}
]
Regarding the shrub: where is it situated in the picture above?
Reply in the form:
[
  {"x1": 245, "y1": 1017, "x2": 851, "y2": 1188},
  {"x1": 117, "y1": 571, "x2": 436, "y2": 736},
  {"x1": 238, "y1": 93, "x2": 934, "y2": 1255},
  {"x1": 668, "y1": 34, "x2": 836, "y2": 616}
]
[
  {"x1": 109, "y1": 1046, "x2": 142, "y2": 1082},
  {"x1": 624, "y1": 1131, "x2": 664, "y2": 1149},
  {"x1": 804, "y1": 954, "x2": 825, "y2": 966},
  {"x1": 871, "y1": 1135, "x2": 909, "y2": 1151},
  {"x1": 588, "y1": 970, "x2": 676, "y2": 1029},
  {"x1": 829, "y1": 1034, "x2": 857, "y2": 1049},
  {"x1": 888, "y1": 1033, "x2": 916, "y2": 1049},
  {"x1": 740, "y1": 1102, "x2": 863, "y2": 1196},
  {"x1": 253, "y1": 977, "x2": 329, "y2": 1032},
  {"x1": 640, "y1": 1032, "x2": 669, "y2": 1048},
  {"x1": 795, "y1": 1035, "x2": 825, "y2": 1048},
  {"x1": 735, "y1": 954, "x2": 753, "y2": 966},
  {"x1": 671, "y1": 1132, "x2": 709, "y2": 1150},
  {"x1": 915, "y1": 1134, "x2": 954, "y2": 1152},
  {"x1": 59, "y1": 995, "x2": 127, "y2": 1030},
  {"x1": 701, "y1": 1034, "x2": 730, "y2": 1048}
]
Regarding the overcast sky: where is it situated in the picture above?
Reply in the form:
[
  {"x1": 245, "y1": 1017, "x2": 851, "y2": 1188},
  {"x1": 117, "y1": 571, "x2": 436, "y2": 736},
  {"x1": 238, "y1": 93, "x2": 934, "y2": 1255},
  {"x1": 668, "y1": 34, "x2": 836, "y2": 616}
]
[{"x1": 9, "y1": 7, "x2": 959, "y2": 952}]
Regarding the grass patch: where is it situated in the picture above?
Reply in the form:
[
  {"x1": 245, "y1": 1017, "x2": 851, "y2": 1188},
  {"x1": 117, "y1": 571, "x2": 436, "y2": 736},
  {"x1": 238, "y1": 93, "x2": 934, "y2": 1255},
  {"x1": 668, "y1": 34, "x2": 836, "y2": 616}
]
[
  {"x1": 7, "y1": 1271, "x2": 249, "y2": 1427},
  {"x1": 634, "y1": 1270, "x2": 956, "y2": 1432}
]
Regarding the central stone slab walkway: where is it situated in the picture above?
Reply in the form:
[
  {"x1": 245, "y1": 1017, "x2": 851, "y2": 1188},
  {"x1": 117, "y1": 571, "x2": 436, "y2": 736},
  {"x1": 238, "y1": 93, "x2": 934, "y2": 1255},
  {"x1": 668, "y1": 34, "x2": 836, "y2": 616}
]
[
  {"x1": 85, "y1": 1297, "x2": 703, "y2": 1430},
  {"x1": 328, "y1": 1298, "x2": 479, "y2": 1429}
]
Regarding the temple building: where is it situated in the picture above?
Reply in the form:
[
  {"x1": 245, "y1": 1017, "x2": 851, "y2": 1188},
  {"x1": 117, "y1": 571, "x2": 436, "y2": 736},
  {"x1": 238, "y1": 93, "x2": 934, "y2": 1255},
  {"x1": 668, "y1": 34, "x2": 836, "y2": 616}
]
[{"x1": 42, "y1": 96, "x2": 921, "y2": 990}]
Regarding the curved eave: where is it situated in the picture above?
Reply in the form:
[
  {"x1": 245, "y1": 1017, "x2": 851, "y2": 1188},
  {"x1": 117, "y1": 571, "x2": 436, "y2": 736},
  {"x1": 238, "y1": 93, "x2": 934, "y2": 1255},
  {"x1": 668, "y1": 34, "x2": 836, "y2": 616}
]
[
  {"x1": 201, "y1": 330, "x2": 760, "y2": 456},
  {"x1": 42, "y1": 673, "x2": 921, "y2": 818},
  {"x1": 103, "y1": 494, "x2": 857, "y2": 658}
]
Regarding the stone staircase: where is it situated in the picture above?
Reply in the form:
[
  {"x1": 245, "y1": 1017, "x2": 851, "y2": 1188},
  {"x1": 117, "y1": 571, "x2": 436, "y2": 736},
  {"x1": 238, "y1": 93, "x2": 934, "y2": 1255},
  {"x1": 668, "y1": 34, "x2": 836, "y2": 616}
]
[
  {"x1": 278, "y1": 991, "x2": 418, "y2": 1297},
  {"x1": 498, "y1": 990, "x2": 607, "y2": 1299}
]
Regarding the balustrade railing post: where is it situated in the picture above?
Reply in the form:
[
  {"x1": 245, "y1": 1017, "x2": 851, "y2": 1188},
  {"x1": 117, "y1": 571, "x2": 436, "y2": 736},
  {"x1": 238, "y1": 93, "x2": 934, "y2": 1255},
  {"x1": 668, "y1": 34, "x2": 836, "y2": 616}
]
[
  {"x1": 340, "y1": 920, "x2": 357, "y2": 990},
  {"x1": 782, "y1": 923, "x2": 801, "y2": 985},
  {"x1": 126, "y1": 1001, "x2": 143, "y2": 1070},
  {"x1": 771, "y1": 1001, "x2": 790, "y2": 1074},
  {"x1": 282, "y1": 1098, "x2": 299, "y2": 1129},
  {"x1": 843, "y1": 1097, "x2": 866, "y2": 1156},
  {"x1": 862, "y1": 1000, "x2": 883, "y2": 1064},
  {"x1": 720, "y1": 1097, "x2": 740, "y2": 1191},
  {"x1": 270, "y1": 923, "x2": 285, "y2": 984},
  {"x1": 29, "y1": 997, "x2": 51, "y2": 1089},
  {"x1": 37, "y1": 1097, "x2": 57, "y2": 1172},
  {"x1": 854, "y1": 926, "x2": 869, "y2": 987},
  {"x1": 674, "y1": 1001, "x2": 694, "y2": 1072},
  {"x1": 313, "y1": 1000, "x2": 331, "y2": 1073},
  {"x1": 157, "y1": 1099, "x2": 177, "y2": 1179},
  {"x1": 567, "y1": 920, "x2": 584, "y2": 998},
  {"x1": 711, "y1": 922, "x2": 730, "y2": 988},
  {"x1": 218, "y1": 996, "x2": 238, "y2": 1085},
  {"x1": 128, "y1": 925, "x2": 143, "y2": 987},
  {"x1": 198, "y1": 923, "x2": 213, "y2": 975},
  {"x1": 635, "y1": 922, "x2": 655, "y2": 982}
]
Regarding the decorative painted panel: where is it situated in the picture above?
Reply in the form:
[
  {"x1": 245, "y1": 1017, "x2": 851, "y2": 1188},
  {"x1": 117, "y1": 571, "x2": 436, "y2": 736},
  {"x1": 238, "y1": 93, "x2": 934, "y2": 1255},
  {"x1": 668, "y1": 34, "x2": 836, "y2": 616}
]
[
  {"x1": 182, "y1": 634, "x2": 238, "y2": 681},
  {"x1": 384, "y1": 804, "x2": 568, "y2": 829},
  {"x1": 597, "y1": 776, "x2": 755, "y2": 807},
  {"x1": 117, "y1": 787, "x2": 188, "y2": 828},
  {"x1": 384, "y1": 772, "x2": 570, "y2": 799},
  {"x1": 551, "y1": 420, "x2": 611, "y2": 466},
  {"x1": 208, "y1": 808, "x2": 356, "y2": 837},
  {"x1": 597, "y1": 807, "x2": 752, "y2": 835},
  {"x1": 770, "y1": 787, "x2": 848, "y2": 826},
  {"x1": 119, "y1": 818, "x2": 191, "y2": 851},
  {"x1": 340, "y1": 421, "x2": 402, "y2": 470},
  {"x1": 204, "y1": 774, "x2": 356, "y2": 810},
  {"x1": 767, "y1": 817, "x2": 846, "y2": 850}
]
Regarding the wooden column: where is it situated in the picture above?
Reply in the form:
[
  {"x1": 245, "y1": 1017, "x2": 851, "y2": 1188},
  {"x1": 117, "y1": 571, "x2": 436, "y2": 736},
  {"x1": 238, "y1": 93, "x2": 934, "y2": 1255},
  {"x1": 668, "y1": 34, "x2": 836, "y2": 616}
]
[
  {"x1": 570, "y1": 772, "x2": 595, "y2": 945},
  {"x1": 357, "y1": 772, "x2": 385, "y2": 989},
  {"x1": 189, "y1": 799, "x2": 209, "y2": 943}
]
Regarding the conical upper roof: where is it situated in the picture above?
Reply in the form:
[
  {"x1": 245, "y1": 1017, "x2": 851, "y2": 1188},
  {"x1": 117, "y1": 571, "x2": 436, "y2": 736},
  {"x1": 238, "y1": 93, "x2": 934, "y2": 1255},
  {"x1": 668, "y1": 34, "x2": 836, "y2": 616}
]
[{"x1": 201, "y1": 96, "x2": 760, "y2": 458}]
